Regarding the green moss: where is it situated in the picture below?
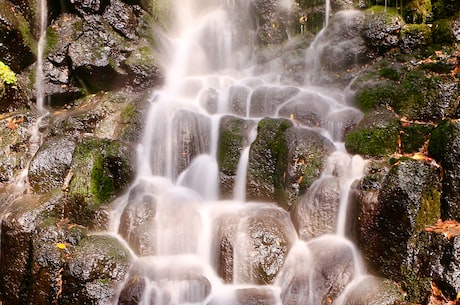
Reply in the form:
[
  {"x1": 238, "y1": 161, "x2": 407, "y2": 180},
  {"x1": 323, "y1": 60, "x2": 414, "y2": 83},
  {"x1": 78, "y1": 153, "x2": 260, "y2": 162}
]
[
  {"x1": 379, "y1": 67, "x2": 400, "y2": 81},
  {"x1": 431, "y1": 19, "x2": 455, "y2": 45},
  {"x1": 90, "y1": 154, "x2": 115, "y2": 204},
  {"x1": 403, "y1": 0, "x2": 432, "y2": 23},
  {"x1": 366, "y1": 5, "x2": 400, "y2": 16},
  {"x1": 400, "y1": 123, "x2": 433, "y2": 153},
  {"x1": 44, "y1": 26, "x2": 59, "y2": 55},
  {"x1": 0, "y1": 61, "x2": 17, "y2": 88},
  {"x1": 120, "y1": 103, "x2": 135, "y2": 124},
  {"x1": 345, "y1": 123, "x2": 399, "y2": 157},
  {"x1": 354, "y1": 84, "x2": 396, "y2": 112}
]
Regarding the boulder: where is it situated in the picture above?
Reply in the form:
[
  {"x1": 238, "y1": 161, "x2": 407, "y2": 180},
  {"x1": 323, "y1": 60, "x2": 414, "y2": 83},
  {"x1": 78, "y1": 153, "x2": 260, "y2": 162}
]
[
  {"x1": 67, "y1": 137, "x2": 136, "y2": 228},
  {"x1": 28, "y1": 136, "x2": 76, "y2": 194},
  {"x1": 356, "y1": 158, "x2": 442, "y2": 302},
  {"x1": 428, "y1": 119, "x2": 460, "y2": 220}
]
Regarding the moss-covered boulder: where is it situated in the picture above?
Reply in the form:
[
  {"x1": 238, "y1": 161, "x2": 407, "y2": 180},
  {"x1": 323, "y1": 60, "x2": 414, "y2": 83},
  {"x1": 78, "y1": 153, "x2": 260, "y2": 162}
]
[
  {"x1": 428, "y1": 119, "x2": 460, "y2": 220},
  {"x1": 217, "y1": 115, "x2": 257, "y2": 199},
  {"x1": 246, "y1": 117, "x2": 334, "y2": 210},
  {"x1": 356, "y1": 158, "x2": 442, "y2": 302},
  {"x1": 345, "y1": 107, "x2": 399, "y2": 157},
  {"x1": 399, "y1": 24, "x2": 432, "y2": 54},
  {"x1": 67, "y1": 138, "x2": 135, "y2": 228},
  {"x1": 362, "y1": 7, "x2": 404, "y2": 55}
]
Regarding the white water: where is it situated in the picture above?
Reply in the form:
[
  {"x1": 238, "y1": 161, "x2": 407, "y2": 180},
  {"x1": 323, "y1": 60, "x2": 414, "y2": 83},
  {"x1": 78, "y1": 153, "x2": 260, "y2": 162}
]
[{"x1": 108, "y1": 1, "x2": 376, "y2": 304}]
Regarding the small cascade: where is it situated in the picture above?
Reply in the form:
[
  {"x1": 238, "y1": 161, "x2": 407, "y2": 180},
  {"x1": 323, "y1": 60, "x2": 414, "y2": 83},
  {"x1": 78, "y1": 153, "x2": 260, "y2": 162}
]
[
  {"x1": 108, "y1": 0, "x2": 376, "y2": 304},
  {"x1": 35, "y1": 0, "x2": 48, "y2": 113},
  {"x1": 325, "y1": 0, "x2": 331, "y2": 26}
]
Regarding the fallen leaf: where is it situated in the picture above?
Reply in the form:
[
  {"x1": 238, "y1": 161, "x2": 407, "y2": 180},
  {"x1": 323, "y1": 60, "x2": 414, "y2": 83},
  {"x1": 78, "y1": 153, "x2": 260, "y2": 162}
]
[{"x1": 56, "y1": 242, "x2": 67, "y2": 250}]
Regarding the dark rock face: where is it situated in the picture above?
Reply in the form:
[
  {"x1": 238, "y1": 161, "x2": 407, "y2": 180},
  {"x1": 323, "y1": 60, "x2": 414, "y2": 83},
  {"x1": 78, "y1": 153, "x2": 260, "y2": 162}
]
[
  {"x1": 356, "y1": 158, "x2": 442, "y2": 302},
  {"x1": 0, "y1": 0, "x2": 35, "y2": 72},
  {"x1": 70, "y1": 0, "x2": 107, "y2": 16},
  {"x1": 428, "y1": 119, "x2": 460, "y2": 220},
  {"x1": 28, "y1": 136, "x2": 76, "y2": 194}
]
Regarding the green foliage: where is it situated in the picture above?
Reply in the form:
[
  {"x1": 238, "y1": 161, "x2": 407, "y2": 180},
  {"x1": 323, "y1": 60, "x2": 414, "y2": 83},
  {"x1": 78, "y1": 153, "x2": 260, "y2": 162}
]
[
  {"x1": 0, "y1": 61, "x2": 17, "y2": 88},
  {"x1": 366, "y1": 5, "x2": 400, "y2": 16}
]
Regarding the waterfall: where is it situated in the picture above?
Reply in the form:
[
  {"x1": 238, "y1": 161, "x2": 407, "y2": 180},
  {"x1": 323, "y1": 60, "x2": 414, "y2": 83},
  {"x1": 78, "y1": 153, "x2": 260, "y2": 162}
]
[
  {"x1": 35, "y1": 0, "x2": 47, "y2": 112},
  {"x1": 109, "y1": 1, "x2": 374, "y2": 304}
]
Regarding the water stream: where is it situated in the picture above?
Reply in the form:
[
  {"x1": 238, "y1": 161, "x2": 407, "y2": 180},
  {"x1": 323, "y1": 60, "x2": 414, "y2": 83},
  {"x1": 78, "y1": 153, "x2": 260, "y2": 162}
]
[{"x1": 107, "y1": 0, "x2": 374, "y2": 304}]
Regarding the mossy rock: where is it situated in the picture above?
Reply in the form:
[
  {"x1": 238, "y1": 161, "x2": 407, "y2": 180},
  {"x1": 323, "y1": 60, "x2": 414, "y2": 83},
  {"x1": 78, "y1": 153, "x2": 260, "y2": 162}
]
[
  {"x1": 431, "y1": 19, "x2": 455, "y2": 46},
  {"x1": 357, "y1": 158, "x2": 441, "y2": 301},
  {"x1": 403, "y1": 0, "x2": 432, "y2": 23},
  {"x1": 428, "y1": 119, "x2": 460, "y2": 220},
  {"x1": 67, "y1": 138, "x2": 135, "y2": 228},
  {"x1": 345, "y1": 107, "x2": 400, "y2": 157},
  {"x1": 217, "y1": 115, "x2": 257, "y2": 199},
  {"x1": 399, "y1": 24, "x2": 432, "y2": 54},
  {"x1": 246, "y1": 117, "x2": 333, "y2": 210},
  {"x1": 354, "y1": 82, "x2": 397, "y2": 112},
  {"x1": 400, "y1": 123, "x2": 433, "y2": 153}
]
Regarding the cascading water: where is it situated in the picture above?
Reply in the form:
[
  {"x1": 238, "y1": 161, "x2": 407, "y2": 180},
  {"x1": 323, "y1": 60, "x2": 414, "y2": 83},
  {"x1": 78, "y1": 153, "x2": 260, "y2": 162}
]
[{"x1": 108, "y1": 1, "x2": 377, "y2": 304}]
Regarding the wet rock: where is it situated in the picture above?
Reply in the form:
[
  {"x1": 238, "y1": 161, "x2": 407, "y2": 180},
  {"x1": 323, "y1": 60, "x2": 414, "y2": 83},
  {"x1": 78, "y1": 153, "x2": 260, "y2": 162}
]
[
  {"x1": 292, "y1": 176, "x2": 341, "y2": 240},
  {"x1": 70, "y1": 0, "x2": 107, "y2": 16},
  {"x1": 68, "y1": 15, "x2": 129, "y2": 93},
  {"x1": 0, "y1": 192, "x2": 67, "y2": 304},
  {"x1": 356, "y1": 158, "x2": 442, "y2": 298},
  {"x1": 217, "y1": 115, "x2": 257, "y2": 199},
  {"x1": 399, "y1": 24, "x2": 431, "y2": 54},
  {"x1": 234, "y1": 287, "x2": 278, "y2": 305},
  {"x1": 246, "y1": 117, "x2": 334, "y2": 210},
  {"x1": 250, "y1": 0, "x2": 297, "y2": 45},
  {"x1": 319, "y1": 10, "x2": 370, "y2": 71},
  {"x1": 103, "y1": 0, "x2": 139, "y2": 40},
  {"x1": 61, "y1": 235, "x2": 130, "y2": 305},
  {"x1": 39, "y1": 14, "x2": 84, "y2": 106},
  {"x1": 345, "y1": 107, "x2": 400, "y2": 157},
  {"x1": 119, "y1": 182, "x2": 157, "y2": 256},
  {"x1": 335, "y1": 276, "x2": 404, "y2": 305},
  {"x1": 249, "y1": 86, "x2": 299, "y2": 117},
  {"x1": 428, "y1": 119, "x2": 460, "y2": 220},
  {"x1": 28, "y1": 136, "x2": 76, "y2": 194},
  {"x1": 233, "y1": 206, "x2": 296, "y2": 284},
  {"x1": 29, "y1": 217, "x2": 88, "y2": 305},
  {"x1": 212, "y1": 214, "x2": 240, "y2": 283},
  {"x1": 276, "y1": 237, "x2": 361, "y2": 305},
  {"x1": 402, "y1": 230, "x2": 460, "y2": 302},
  {"x1": 118, "y1": 276, "x2": 146, "y2": 305},
  {"x1": 67, "y1": 138, "x2": 135, "y2": 228},
  {"x1": 362, "y1": 8, "x2": 403, "y2": 54}
]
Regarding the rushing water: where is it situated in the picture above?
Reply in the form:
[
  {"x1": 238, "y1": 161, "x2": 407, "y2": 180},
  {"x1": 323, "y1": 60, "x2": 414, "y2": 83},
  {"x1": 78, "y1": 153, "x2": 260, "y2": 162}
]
[{"x1": 108, "y1": 1, "x2": 377, "y2": 304}]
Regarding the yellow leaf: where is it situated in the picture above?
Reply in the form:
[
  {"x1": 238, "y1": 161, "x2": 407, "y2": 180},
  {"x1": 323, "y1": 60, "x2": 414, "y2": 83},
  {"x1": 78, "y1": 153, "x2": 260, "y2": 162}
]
[{"x1": 56, "y1": 242, "x2": 66, "y2": 250}]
